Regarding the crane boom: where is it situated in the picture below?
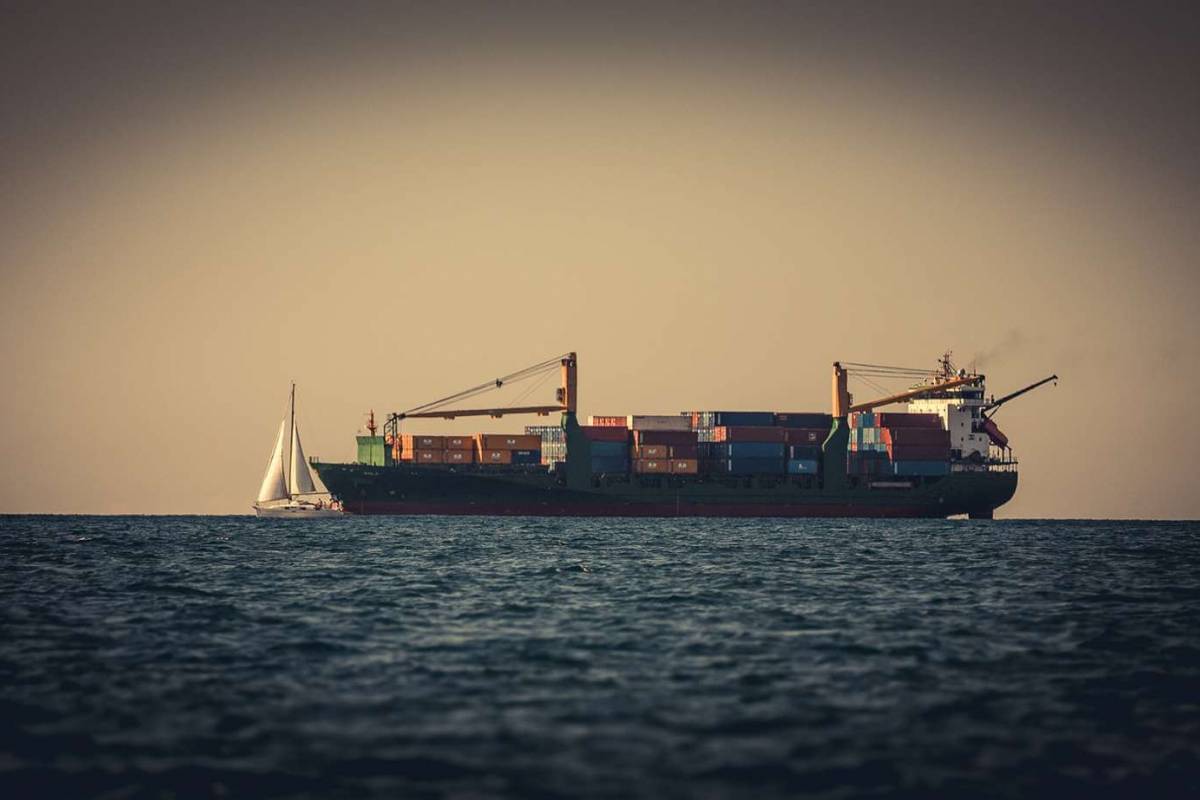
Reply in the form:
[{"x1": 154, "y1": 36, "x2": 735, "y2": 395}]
[
  {"x1": 848, "y1": 374, "x2": 983, "y2": 413},
  {"x1": 982, "y1": 374, "x2": 1057, "y2": 416}
]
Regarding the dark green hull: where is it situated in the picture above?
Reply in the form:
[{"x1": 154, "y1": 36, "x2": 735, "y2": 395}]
[{"x1": 313, "y1": 462, "x2": 1016, "y2": 519}]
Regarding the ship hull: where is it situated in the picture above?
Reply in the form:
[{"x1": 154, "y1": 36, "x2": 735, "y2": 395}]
[{"x1": 313, "y1": 463, "x2": 1016, "y2": 519}]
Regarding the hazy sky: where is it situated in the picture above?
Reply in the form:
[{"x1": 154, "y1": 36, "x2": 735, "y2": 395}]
[{"x1": 2, "y1": 2, "x2": 1197, "y2": 517}]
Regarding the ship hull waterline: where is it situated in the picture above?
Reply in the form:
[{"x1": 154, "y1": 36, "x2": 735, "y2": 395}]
[{"x1": 313, "y1": 463, "x2": 1016, "y2": 519}]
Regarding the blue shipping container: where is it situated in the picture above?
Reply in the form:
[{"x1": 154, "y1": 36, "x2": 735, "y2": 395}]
[
  {"x1": 589, "y1": 441, "x2": 629, "y2": 458},
  {"x1": 891, "y1": 460, "x2": 950, "y2": 476},
  {"x1": 789, "y1": 444, "x2": 822, "y2": 460},
  {"x1": 723, "y1": 457, "x2": 786, "y2": 475},
  {"x1": 590, "y1": 455, "x2": 629, "y2": 473},
  {"x1": 711, "y1": 442, "x2": 786, "y2": 459},
  {"x1": 787, "y1": 458, "x2": 820, "y2": 474},
  {"x1": 510, "y1": 450, "x2": 542, "y2": 465}
]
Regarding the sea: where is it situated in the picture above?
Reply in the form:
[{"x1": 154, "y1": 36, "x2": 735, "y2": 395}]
[{"x1": 1, "y1": 516, "x2": 1198, "y2": 799}]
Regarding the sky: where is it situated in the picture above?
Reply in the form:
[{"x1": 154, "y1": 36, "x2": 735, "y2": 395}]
[{"x1": 1, "y1": 2, "x2": 1197, "y2": 517}]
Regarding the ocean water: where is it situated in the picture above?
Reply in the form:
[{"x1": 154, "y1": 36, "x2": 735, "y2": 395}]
[{"x1": 1, "y1": 516, "x2": 1198, "y2": 799}]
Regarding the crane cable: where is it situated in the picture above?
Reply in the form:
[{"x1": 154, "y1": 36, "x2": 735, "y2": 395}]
[{"x1": 396, "y1": 353, "x2": 569, "y2": 417}]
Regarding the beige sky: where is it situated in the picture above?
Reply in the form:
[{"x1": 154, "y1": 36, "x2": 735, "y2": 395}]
[{"x1": 1, "y1": 9, "x2": 1197, "y2": 518}]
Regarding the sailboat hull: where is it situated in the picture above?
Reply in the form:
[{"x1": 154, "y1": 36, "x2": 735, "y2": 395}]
[{"x1": 253, "y1": 503, "x2": 343, "y2": 519}]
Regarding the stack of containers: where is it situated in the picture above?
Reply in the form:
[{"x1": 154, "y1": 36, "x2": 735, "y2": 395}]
[
  {"x1": 630, "y1": 415, "x2": 698, "y2": 475},
  {"x1": 443, "y1": 435, "x2": 476, "y2": 465},
  {"x1": 878, "y1": 412, "x2": 951, "y2": 476},
  {"x1": 699, "y1": 426, "x2": 785, "y2": 475},
  {"x1": 581, "y1": 425, "x2": 631, "y2": 473},
  {"x1": 685, "y1": 411, "x2": 832, "y2": 476},
  {"x1": 525, "y1": 425, "x2": 566, "y2": 466},
  {"x1": 775, "y1": 413, "x2": 832, "y2": 476},
  {"x1": 400, "y1": 434, "x2": 446, "y2": 464},
  {"x1": 475, "y1": 433, "x2": 542, "y2": 466},
  {"x1": 847, "y1": 411, "x2": 950, "y2": 477}
]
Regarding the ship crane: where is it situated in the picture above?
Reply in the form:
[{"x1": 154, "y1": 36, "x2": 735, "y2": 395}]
[
  {"x1": 383, "y1": 353, "x2": 577, "y2": 441},
  {"x1": 977, "y1": 373, "x2": 1058, "y2": 449}
]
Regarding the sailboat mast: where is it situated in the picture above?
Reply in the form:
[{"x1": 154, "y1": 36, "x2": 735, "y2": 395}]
[{"x1": 287, "y1": 382, "x2": 295, "y2": 499}]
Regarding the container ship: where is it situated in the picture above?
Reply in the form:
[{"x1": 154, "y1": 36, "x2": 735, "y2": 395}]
[{"x1": 312, "y1": 353, "x2": 1055, "y2": 518}]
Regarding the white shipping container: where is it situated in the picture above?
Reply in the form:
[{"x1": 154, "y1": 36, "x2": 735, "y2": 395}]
[{"x1": 627, "y1": 415, "x2": 693, "y2": 431}]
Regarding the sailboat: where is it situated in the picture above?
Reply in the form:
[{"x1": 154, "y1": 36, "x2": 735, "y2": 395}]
[{"x1": 254, "y1": 384, "x2": 342, "y2": 518}]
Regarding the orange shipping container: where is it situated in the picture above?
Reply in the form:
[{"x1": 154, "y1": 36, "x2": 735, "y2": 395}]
[
  {"x1": 444, "y1": 436, "x2": 474, "y2": 450},
  {"x1": 443, "y1": 449, "x2": 475, "y2": 464},
  {"x1": 478, "y1": 449, "x2": 514, "y2": 465},
  {"x1": 669, "y1": 459, "x2": 699, "y2": 474},
  {"x1": 634, "y1": 445, "x2": 668, "y2": 459},
  {"x1": 402, "y1": 434, "x2": 445, "y2": 450},
  {"x1": 587, "y1": 415, "x2": 629, "y2": 427},
  {"x1": 478, "y1": 434, "x2": 541, "y2": 450},
  {"x1": 634, "y1": 459, "x2": 668, "y2": 474}
]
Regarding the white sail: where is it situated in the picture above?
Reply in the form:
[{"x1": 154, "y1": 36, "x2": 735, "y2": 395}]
[
  {"x1": 289, "y1": 423, "x2": 316, "y2": 496},
  {"x1": 256, "y1": 420, "x2": 289, "y2": 503}
]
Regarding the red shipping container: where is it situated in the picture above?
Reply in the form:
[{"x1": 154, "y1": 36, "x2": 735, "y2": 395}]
[
  {"x1": 634, "y1": 445, "x2": 669, "y2": 459},
  {"x1": 588, "y1": 415, "x2": 629, "y2": 427},
  {"x1": 668, "y1": 444, "x2": 699, "y2": 459},
  {"x1": 580, "y1": 425, "x2": 629, "y2": 442},
  {"x1": 712, "y1": 426, "x2": 786, "y2": 443},
  {"x1": 443, "y1": 449, "x2": 475, "y2": 464},
  {"x1": 402, "y1": 434, "x2": 445, "y2": 450},
  {"x1": 887, "y1": 444, "x2": 950, "y2": 461},
  {"x1": 783, "y1": 428, "x2": 828, "y2": 445},
  {"x1": 634, "y1": 459, "x2": 669, "y2": 474},
  {"x1": 445, "y1": 436, "x2": 474, "y2": 450},
  {"x1": 410, "y1": 450, "x2": 444, "y2": 464},
  {"x1": 875, "y1": 413, "x2": 943, "y2": 429},
  {"x1": 669, "y1": 459, "x2": 699, "y2": 474},
  {"x1": 478, "y1": 434, "x2": 542, "y2": 450},
  {"x1": 882, "y1": 428, "x2": 950, "y2": 446},
  {"x1": 633, "y1": 430, "x2": 698, "y2": 446}
]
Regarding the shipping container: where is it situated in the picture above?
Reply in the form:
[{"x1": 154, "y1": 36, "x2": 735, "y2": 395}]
[
  {"x1": 710, "y1": 442, "x2": 786, "y2": 459},
  {"x1": 478, "y1": 449, "x2": 513, "y2": 465},
  {"x1": 579, "y1": 425, "x2": 629, "y2": 442},
  {"x1": 788, "y1": 444, "x2": 822, "y2": 460},
  {"x1": 634, "y1": 459, "x2": 669, "y2": 474},
  {"x1": 587, "y1": 415, "x2": 629, "y2": 427},
  {"x1": 443, "y1": 449, "x2": 475, "y2": 464},
  {"x1": 628, "y1": 415, "x2": 692, "y2": 431},
  {"x1": 783, "y1": 428, "x2": 828, "y2": 445},
  {"x1": 787, "y1": 458, "x2": 820, "y2": 475},
  {"x1": 712, "y1": 426, "x2": 786, "y2": 443},
  {"x1": 410, "y1": 450, "x2": 444, "y2": 464},
  {"x1": 881, "y1": 428, "x2": 951, "y2": 446},
  {"x1": 402, "y1": 434, "x2": 445, "y2": 450},
  {"x1": 633, "y1": 429, "x2": 699, "y2": 446},
  {"x1": 722, "y1": 457, "x2": 786, "y2": 475},
  {"x1": 886, "y1": 444, "x2": 950, "y2": 461},
  {"x1": 510, "y1": 449, "x2": 542, "y2": 465},
  {"x1": 668, "y1": 444, "x2": 699, "y2": 459},
  {"x1": 668, "y1": 459, "x2": 699, "y2": 475},
  {"x1": 478, "y1": 434, "x2": 542, "y2": 450},
  {"x1": 774, "y1": 412, "x2": 833, "y2": 428},
  {"x1": 634, "y1": 445, "x2": 669, "y2": 459},
  {"x1": 444, "y1": 436, "x2": 474, "y2": 450}
]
